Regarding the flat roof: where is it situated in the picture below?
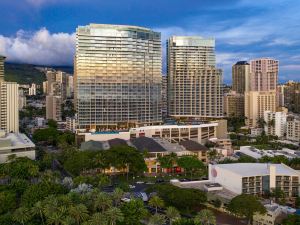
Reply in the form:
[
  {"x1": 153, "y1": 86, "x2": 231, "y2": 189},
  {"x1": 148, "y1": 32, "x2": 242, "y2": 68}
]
[
  {"x1": 131, "y1": 123, "x2": 218, "y2": 131},
  {"x1": 214, "y1": 163, "x2": 300, "y2": 177},
  {"x1": 0, "y1": 133, "x2": 35, "y2": 152}
]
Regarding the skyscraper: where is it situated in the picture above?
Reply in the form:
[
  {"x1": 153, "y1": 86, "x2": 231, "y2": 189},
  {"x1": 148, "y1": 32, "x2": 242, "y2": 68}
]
[
  {"x1": 46, "y1": 95, "x2": 62, "y2": 121},
  {"x1": 250, "y1": 58, "x2": 278, "y2": 91},
  {"x1": 75, "y1": 24, "x2": 162, "y2": 130},
  {"x1": 0, "y1": 56, "x2": 5, "y2": 82},
  {"x1": 167, "y1": 36, "x2": 223, "y2": 119},
  {"x1": 232, "y1": 61, "x2": 250, "y2": 94}
]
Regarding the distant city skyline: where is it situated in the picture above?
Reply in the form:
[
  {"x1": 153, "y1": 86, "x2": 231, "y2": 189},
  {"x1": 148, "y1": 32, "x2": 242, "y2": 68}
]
[{"x1": 0, "y1": 0, "x2": 300, "y2": 83}]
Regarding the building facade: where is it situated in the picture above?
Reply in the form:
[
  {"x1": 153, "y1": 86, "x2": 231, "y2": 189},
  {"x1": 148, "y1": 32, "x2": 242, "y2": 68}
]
[
  {"x1": 0, "y1": 56, "x2": 5, "y2": 82},
  {"x1": 75, "y1": 24, "x2": 162, "y2": 130},
  {"x1": 28, "y1": 83, "x2": 36, "y2": 96},
  {"x1": 284, "y1": 81, "x2": 300, "y2": 113},
  {"x1": 245, "y1": 91, "x2": 277, "y2": 127},
  {"x1": 250, "y1": 58, "x2": 278, "y2": 92},
  {"x1": 0, "y1": 82, "x2": 19, "y2": 133},
  {"x1": 167, "y1": 36, "x2": 223, "y2": 119},
  {"x1": 264, "y1": 111, "x2": 287, "y2": 137},
  {"x1": 232, "y1": 61, "x2": 250, "y2": 94},
  {"x1": 224, "y1": 91, "x2": 245, "y2": 117},
  {"x1": 46, "y1": 95, "x2": 62, "y2": 121},
  {"x1": 209, "y1": 163, "x2": 300, "y2": 197},
  {"x1": 286, "y1": 115, "x2": 300, "y2": 142}
]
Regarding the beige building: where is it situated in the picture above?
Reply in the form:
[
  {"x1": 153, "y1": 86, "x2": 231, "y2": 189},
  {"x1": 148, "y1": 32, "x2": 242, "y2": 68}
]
[
  {"x1": 46, "y1": 95, "x2": 62, "y2": 121},
  {"x1": 224, "y1": 91, "x2": 245, "y2": 117},
  {"x1": 284, "y1": 81, "x2": 300, "y2": 113},
  {"x1": 75, "y1": 24, "x2": 162, "y2": 131},
  {"x1": 232, "y1": 61, "x2": 250, "y2": 94},
  {"x1": 0, "y1": 82, "x2": 19, "y2": 133},
  {"x1": 286, "y1": 115, "x2": 300, "y2": 142},
  {"x1": 18, "y1": 89, "x2": 27, "y2": 110},
  {"x1": 0, "y1": 56, "x2": 5, "y2": 82},
  {"x1": 250, "y1": 58, "x2": 278, "y2": 92},
  {"x1": 167, "y1": 36, "x2": 223, "y2": 119},
  {"x1": 263, "y1": 110, "x2": 287, "y2": 137},
  {"x1": 245, "y1": 91, "x2": 276, "y2": 127},
  {"x1": 43, "y1": 81, "x2": 48, "y2": 94}
]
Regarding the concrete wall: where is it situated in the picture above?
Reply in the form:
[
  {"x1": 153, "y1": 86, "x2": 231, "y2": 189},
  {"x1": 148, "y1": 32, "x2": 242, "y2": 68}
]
[{"x1": 0, "y1": 150, "x2": 36, "y2": 163}]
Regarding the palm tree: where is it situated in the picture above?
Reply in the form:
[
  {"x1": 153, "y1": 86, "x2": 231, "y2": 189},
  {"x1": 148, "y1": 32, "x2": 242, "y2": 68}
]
[
  {"x1": 83, "y1": 212, "x2": 107, "y2": 225},
  {"x1": 112, "y1": 187, "x2": 124, "y2": 207},
  {"x1": 149, "y1": 196, "x2": 164, "y2": 213},
  {"x1": 94, "y1": 192, "x2": 112, "y2": 212},
  {"x1": 166, "y1": 206, "x2": 180, "y2": 225},
  {"x1": 13, "y1": 207, "x2": 32, "y2": 225},
  {"x1": 148, "y1": 213, "x2": 166, "y2": 225},
  {"x1": 194, "y1": 209, "x2": 216, "y2": 225},
  {"x1": 32, "y1": 201, "x2": 45, "y2": 225},
  {"x1": 105, "y1": 207, "x2": 124, "y2": 225},
  {"x1": 69, "y1": 204, "x2": 89, "y2": 225},
  {"x1": 45, "y1": 206, "x2": 68, "y2": 225}
]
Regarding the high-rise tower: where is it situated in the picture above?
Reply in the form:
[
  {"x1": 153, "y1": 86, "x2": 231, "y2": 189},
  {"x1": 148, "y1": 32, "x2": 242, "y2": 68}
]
[
  {"x1": 75, "y1": 24, "x2": 162, "y2": 130},
  {"x1": 232, "y1": 61, "x2": 250, "y2": 93},
  {"x1": 167, "y1": 36, "x2": 223, "y2": 119}
]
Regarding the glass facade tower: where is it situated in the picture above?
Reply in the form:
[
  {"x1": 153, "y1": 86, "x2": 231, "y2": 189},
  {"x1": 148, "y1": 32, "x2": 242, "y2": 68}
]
[
  {"x1": 75, "y1": 24, "x2": 162, "y2": 130},
  {"x1": 167, "y1": 36, "x2": 223, "y2": 119}
]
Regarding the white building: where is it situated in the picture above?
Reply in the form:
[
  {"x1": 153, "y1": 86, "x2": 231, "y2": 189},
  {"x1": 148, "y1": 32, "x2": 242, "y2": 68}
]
[
  {"x1": 18, "y1": 89, "x2": 27, "y2": 110},
  {"x1": 286, "y1": 115, "x2": 300, "y2": 142},
  {"x1": 0, "y1": 82, "x2": 19, "y2": 133},
  {"x1": 28, "y1": 83, "x2": 36, "y2": 96},
  {"x1": 66, "y1": 117, "x2": 76, "y2": 133},
  {"x1": 35, "y1": 117, "x2": 46, "y2": 127},
  {"x1": 77, "y1": 123, "x2": 220, "y2": 145},
  {"x1": 209, "y1": 163, "x2": 300, "y2": 197},
  {"x1": 0, "y1": 131, "x2": 35, "y2": 163},
  {"x1": 264, "y1": 111, "x2": 287, "y2": 137}
]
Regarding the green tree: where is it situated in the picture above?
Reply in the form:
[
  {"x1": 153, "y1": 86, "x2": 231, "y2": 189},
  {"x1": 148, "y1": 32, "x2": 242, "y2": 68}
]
[
  {"x1": 94, "y1": 192, "x2": 112, "y2": 212},
  {"x1": 69, "y1": 204, "x2": 89, "y2": 225},
  {"x1": 270, "y1": 187, "x2": 285, "y2": 203},
  {"x1": 83, "y1": 213, "x2": 107, "y2": 225},
  {"x1": 32, "y1": 201, "x2": 45, "y2": 225},
  {"x1": 0, "y1": 191, "x2": 16, "y2": 214},
  {"x1": 47, "y1": 119, "x2": 58, "y2": 128},
  {"x1": 149, "y1": 196, "x2": 165, "y2": 213},
  {"x1": 12, "y1": 207, "x2": 32, "y2": 225},
  {"x1": 112, "y1": 188, "x2": 124, "y2": 207},
  {"x1": 121, "y1": 198, "x2": 148, "y2": 225},
  {"x1": 194, "y1": 209, "x2": 216, "y2": 225},
  {"x1": 33, "y1": 127, "x2": 59, "y2": 145},
  {"x1": 166, "y1": 206, "x2": 181, "y2": 225},
  {"x1": 177, "y1": 156, "x2": 205, "y2": 179},
  {"x1": 227, "y1": 194, "x2": 266, "y2": 225},
  {"x1": 282, "y1": 214, "x2": 300, "y2": 225},
  {"x1": 105, "y1": 207, "x2": 124, "y2": 225},
  {"x1": 148, "y1": 213, "x2": 166, "y2": 225}
]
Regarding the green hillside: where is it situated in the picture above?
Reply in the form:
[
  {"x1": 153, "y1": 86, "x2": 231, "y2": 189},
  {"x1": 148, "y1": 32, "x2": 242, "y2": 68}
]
[{"x1": 5, "y1": 63, "x2": 46, "y2": 85}]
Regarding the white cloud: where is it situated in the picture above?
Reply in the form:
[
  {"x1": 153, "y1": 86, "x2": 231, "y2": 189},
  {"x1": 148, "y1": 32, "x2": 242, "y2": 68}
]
[{"x1": 0, "y1": 28, "x2": 75, "y2": 66}]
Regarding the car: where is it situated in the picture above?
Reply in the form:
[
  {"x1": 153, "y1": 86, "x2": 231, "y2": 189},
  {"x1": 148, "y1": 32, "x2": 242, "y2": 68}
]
[
  {"x1": 136, "y1": 181, "x2": 144, "y2": 184},
  {"x1": 155, "y1": 179, "x2": 165, "y2": 183}
]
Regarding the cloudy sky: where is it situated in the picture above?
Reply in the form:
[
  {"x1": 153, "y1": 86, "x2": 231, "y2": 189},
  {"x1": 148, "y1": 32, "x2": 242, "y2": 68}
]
[{"x1": 0, "y1": 0, "x2": 299, "y2": 83}]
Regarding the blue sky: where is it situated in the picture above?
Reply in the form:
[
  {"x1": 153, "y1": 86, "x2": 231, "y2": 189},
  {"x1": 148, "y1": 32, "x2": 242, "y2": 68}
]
[{"x1": 0, "y1": 0, "x2": 299, "y2": 83}]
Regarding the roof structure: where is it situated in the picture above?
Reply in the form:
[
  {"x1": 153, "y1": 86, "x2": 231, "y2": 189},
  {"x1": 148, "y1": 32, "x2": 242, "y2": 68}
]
[
  {"x1": 214, "y1": 163, "x2": 299, "y2": 177},
  {"x1": 179, "y1": 140, "x2": 208, "y2": 151},
  {"x1": 130, "y1": 137, "x2": 166, "y2": 153}
]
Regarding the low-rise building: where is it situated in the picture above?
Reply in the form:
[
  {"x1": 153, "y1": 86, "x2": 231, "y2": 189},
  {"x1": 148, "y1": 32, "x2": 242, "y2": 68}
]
[
  {"x1": 253, "y1": 203, "x2": 294, "y2": 225},
  {"x1": 286, "y1": 115, "x2": 300, "y2": 142},
  {"x1": 66, "y1": 117, "x2": 76, "y2": 133},
  {"x1": 0, "y1": 131, "x2": 35, "y2": 163},
  {"x1": 76, "y1": 123, "x2": 220, "y2": 146},
  {"x1": 209, "y1": 138, "x2": 232, "y2": 151},
  {"x1": 209, "y1": 163, "x2": 300, "y2": 197},
  {"x1": 179, "y1": 140, "x2": 208, "y2": 163},
  {"x1": 35, "y1": 117, "x2": 46, "y2": 127},
  {"x1": 237, "y1": 146, "x2": 300, "y2": 160},
  {"x1": 224, "y1": 91, "x2": 245, "y2": 117}
]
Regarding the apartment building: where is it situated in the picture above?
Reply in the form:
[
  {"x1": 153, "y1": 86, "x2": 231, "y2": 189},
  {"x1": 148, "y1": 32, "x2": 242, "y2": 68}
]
[
  {"x1": 286, "y1": 115, "x2": 300, "y2": 142},
  {"x1": 224, "y1": 91, "x2": 245, "y2": 117},
  {"x1": 46, "y1": 95, "x2": 62, "y2": 121},
  {"x1": 250, "y1": 58, "x2": 278, "y2": 92},
  {"x1": 245, "y1": 91, "x2": 277, "y2": 127},
  {"x1": 0, "y1": 56, "x2": 5, "y2": 82},
  {"x1": 232, "y1": 61, "x2": 251, "y2": 94},
  {"x1": 167, "y1": 36, "x2": 223, "y2": 119},
  {"x1": 264, "y1": 110, "x2": 287, "y2": 137}
]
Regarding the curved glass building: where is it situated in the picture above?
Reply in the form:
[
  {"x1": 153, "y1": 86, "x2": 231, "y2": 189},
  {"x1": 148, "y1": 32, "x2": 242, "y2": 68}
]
[{"x1": 75, "y1": 24, "x2": 162, "y2": 131}]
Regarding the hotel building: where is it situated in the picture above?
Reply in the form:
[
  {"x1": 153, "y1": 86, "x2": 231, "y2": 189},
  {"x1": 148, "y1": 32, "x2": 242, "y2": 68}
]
[
  {"x1": 75, "y1": 24, "x2": 162, "y2": 131},
  {"x1": 209, "y1": 163, "x2": 300, "y2": 197},
  {"x1": 167, "y1": 36, "x2": 223, "y2": 119},
  {"x1": 232, "y1": 61, "x2": 251, "y2": 94}
]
